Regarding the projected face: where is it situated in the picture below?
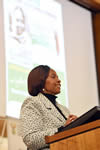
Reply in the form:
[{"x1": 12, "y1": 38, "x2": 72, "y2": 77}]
[
  {"x1": 9, "y1": 7, "x2": 25, "y2": 37},
  {"x1": 44, "y1": 69, "x2": 61, "y2": 95}
]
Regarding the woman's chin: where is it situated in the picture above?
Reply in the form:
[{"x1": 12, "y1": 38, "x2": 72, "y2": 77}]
[{"x1": 55, "y1": 90, "x2": 61, "y2": 95}]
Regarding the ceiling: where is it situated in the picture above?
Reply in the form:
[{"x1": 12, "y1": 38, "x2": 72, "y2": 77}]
[{"x1": 69, "y1": 0, "x2": 100, "y2": 12}]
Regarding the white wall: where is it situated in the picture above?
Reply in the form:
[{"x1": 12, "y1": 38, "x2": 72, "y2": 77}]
[{"x1": 56, "y1": 0, "x2": 99, "y2": 116}]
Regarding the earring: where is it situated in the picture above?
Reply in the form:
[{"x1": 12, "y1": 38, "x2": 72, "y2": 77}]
[
  {"x1": 42, "y1": 88, "x2": 45, "y2": 91},
  {"x1": 42, "y1": 88, "x2": 46, "y2": 93}
]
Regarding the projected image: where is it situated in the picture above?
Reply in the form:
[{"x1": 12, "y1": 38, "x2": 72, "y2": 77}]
[
  {"x1": 9, "y1": 6, "x2": 29, "y2": 44},
  {"x1": 4, "y1": 0, "x2": 68, "y2": 118}
]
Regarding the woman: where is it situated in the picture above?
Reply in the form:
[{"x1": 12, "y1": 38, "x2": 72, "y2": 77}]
[{"x1": 19, "y1": 65, "x2": 77, "y2": 150}]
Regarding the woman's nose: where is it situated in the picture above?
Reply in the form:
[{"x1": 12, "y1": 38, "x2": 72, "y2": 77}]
[{"x1": 57, "y1": 77, "x2": 61, "y2": 83}]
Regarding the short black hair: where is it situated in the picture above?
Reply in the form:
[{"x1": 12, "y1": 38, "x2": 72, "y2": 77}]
[{"x1": 28, "y1": 65, "x2": 50, "y2": 96}]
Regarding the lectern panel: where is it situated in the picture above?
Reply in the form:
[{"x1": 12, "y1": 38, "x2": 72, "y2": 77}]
[{"x1": 50, "y1": 128, "x2": 100, "y2": 150}]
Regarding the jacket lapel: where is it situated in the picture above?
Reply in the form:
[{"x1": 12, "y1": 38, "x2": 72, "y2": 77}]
[{"x1": 38, "y1": 93, "x2": 66, "y2": 123}]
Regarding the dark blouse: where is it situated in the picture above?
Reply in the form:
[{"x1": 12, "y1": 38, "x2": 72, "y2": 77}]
[
  {"x1": 43, "y1": 93, "x2": 67, "y2": 132},
  {"x1": 43, "y1": 93, "x2": 67, "y2": 120}
]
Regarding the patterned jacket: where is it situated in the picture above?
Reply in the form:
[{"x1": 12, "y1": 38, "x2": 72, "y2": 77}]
[{"x1": 18, "y1": 93, "x2": 70, "y2": 150}]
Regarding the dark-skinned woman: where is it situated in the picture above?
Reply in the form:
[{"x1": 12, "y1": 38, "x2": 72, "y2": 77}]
[{"x1": 18, "y1": 65, "x2": 77, "y2": 150}]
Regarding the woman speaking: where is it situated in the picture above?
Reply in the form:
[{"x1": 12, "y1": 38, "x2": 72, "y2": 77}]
[{"x1": 19, "y1": 65, "x2": 77, "y2": 150}]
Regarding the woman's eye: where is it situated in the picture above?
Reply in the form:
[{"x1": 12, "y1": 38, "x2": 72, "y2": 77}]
[{"x1": 51, "y1": 75, "x2": 55, "y2": 78}]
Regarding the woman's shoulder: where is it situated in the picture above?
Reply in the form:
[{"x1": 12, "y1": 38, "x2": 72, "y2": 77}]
[{"x1": 21, "y1": 93, "x2": 44, "y2": 109}]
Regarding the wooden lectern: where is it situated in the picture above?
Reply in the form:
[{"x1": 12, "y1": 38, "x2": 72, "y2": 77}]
[{"x1": 45, "y1": 120, "x2": 100, "y2": 150}]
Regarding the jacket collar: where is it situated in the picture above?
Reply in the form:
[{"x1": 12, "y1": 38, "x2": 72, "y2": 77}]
[{"x1": 38, "y1": 93, "x2": 66, "y2": 123}]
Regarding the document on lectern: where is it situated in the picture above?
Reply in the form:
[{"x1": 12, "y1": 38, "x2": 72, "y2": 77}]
[{"x1": 60, "y1": 106, "x2": 100, "y2": 132}]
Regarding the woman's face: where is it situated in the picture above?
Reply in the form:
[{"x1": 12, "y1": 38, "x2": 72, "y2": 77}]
[{"x1": 44, "y1": 69, "x2": 61, "y2": 95}]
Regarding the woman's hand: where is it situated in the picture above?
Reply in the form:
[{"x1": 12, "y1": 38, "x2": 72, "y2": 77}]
[{"x1": 64, "y1": 114, "x2": 77, "y2": 126}]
